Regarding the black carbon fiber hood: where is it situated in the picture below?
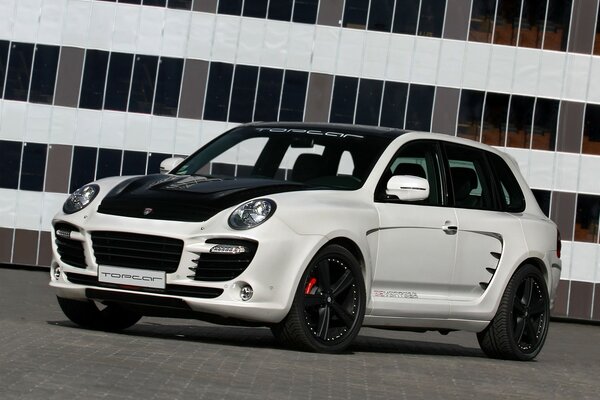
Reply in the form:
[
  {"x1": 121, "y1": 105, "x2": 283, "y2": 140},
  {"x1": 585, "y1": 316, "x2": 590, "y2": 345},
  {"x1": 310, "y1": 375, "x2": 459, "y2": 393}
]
[{"x1": 97, "y1": 174, "x2": 306, "y2": 222}]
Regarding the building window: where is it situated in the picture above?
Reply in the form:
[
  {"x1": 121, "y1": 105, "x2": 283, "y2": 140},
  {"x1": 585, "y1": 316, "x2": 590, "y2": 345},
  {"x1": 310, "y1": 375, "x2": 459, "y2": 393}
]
[
  {"x1": 543, "y1": 0, "x2": 571, "y2": 51},
  {"x1": 70, "y1": 146, "x2": 98, "y2": 193},
  {"x1": 457, "y1": 89, "x2": 485, "y2": 141},
  {"x1": 506, "y1": 95, "x2": 534, "y2": 149},
  {"x1": 531, "y1": 98, "x2": 558, "y2": 151},
  {"x1": 279, "y1": 70, "x2": 308, "y2": 121},
  {"x1": 128, "y1": 55, "x2": 158, "y2": 114},
  {"x1": 153, "y1": 57, "x2": 183, "y2": 117},
  {"x1": 268, "y1": 0, "x2": 293, "y2": 21},
  {"x1": 380, "y1": 81, "x2": 408, "y2": 129},
  {"x1": 330, "y1": 76, "x2": 358, "y2": 123},
  {"x1": 147, "y1": 152, "x2": 172, "y2": 174},
  {"x1": 254, "y1": 67, "x2": 283, "y2": 122},
  {"x1": 243, "y1": 0, "x2": 268, "y2": 18},
  {"x1": 292, "y1": 0, "x2": 319, "y2": 24},
  {"x1": 493, "y1": 0, "x2": 520, "y2": 46},
  {"x1": 167, "y1": 0, "x2": 192, "y2": 10},
  {"x1": 393, "y1": 0, "x2": 419, "y2": 34},
  {"x1": 405, "y1": 84, "x2": 434, "y2": 131},
  {"x1": 20, "y1": 143, "x2": 47, "y2": 192},
  {"x1": 79, "y1": 50, "x2": 109, "y2": 110},
  {"x1": 532, "y1": 189, "x2": 551, "y2": 217},
  {"x1": 583, "y1": 104, "x2": 600, "y2": 156},
  {"x1": 29, "y1": 45, "x2": 59, "y2": 104},
  {"x1": 517, "y1": 0, "x2": 546, "y2": 49},
  {"x1": 96, "y1": 148, "x2": 122, "y2": 180},
  {"x1": 368, "y1": 0, "x2": 395, "y2": 32},
  {"x1": 0, "y1": 40, "x2": 8, "y2": 98},
  {"x1": 355, "y1": 78, "x2": 383, "y2": 126},
  {"x1": 418, "y1": 0, "x2": 446, "y2": 38},
  {"x1": 104, "y1": 52, "x2": 134, "y2": 112},
  {"x1": 142, "y1": 0, "x2": 166, "y2": 6},
  {"x1": 4, "y1": 42, "x2": 34, "y2": 101},
  {"x1": 218, "y1": 0, "x2": 243, "y2": 15},
  {"x1": 481, "y1": 92, "x2": 509, "y2": 146},
  {"x1": 343, "y1": 0, "x2": 370, "y2": 29},
  {"x1": 469, "y1": 0, "x2": 496, "y2": 43},
  {"x1": 122, "y1": 150, "x2": 147, "y2": 175},
  {"x1": 204, "y1": 62, "x2": 234, "y2": 121},
  {"x1": 575, "y1": 194, "x2": 600, "y2": 243},
  {"x1": 0, "y1": 140, "x2": 22, "y2": 189},
  {"x1": 229, "y1": 65, "x2": 259, "y2": 123}
]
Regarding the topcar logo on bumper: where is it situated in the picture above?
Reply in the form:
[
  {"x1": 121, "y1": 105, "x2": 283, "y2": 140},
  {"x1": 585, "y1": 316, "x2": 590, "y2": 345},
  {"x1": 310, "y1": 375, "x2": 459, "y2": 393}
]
[{"x1": 98, "y1": 266, "x2": 166, "y2": 289}]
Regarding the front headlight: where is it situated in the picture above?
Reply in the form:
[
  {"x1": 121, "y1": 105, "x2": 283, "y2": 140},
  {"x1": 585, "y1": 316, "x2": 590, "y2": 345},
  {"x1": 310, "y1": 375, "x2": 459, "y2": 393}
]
[
  {"x1": 63, "y1": 184, "x2": 99, "y2": 214},
  {"x1": 228, "y1": 199, "x2": 276, "y2": 230}
]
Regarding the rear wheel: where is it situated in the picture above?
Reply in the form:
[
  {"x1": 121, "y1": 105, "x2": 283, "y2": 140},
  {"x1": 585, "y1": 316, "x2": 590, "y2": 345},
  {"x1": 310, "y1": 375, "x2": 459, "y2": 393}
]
[
  {"x1": 272, "y1": 244, "x2": 366, "y2": 353},
  {"x1": 57, "y1": 297, "x2": 142, "y2": 331},
  {"x1": 477, "y1": 264, "x2": 550, "y2": 361}
]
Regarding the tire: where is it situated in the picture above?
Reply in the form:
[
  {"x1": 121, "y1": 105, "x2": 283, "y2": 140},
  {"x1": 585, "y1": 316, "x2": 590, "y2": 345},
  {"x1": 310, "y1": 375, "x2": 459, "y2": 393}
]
[
  {"x1": 57, "y1": 296, "x2": 142, "y2": 331},
  {"x1": 271, "y1": 244, "x2": 366, "y2": 353},
  {"x1": 477, "y1": 264, "x2": 550, "y2": 361}
]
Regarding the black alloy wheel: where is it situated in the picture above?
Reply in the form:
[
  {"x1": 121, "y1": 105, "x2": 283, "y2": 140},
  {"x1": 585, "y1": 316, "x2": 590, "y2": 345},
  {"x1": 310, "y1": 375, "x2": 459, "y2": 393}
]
[
  {"x1": 272, "y1": 244, "x2": 366, "y2": 352},
  {"x1": 511, "y1": 275, "x2": 548, "y2": 353}
]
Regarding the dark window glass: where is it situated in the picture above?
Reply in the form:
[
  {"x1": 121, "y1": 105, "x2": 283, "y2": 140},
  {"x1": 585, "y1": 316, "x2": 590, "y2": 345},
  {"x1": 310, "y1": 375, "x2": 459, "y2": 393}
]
[
  {"x1": 488, "y1": 152, "x2": 525, "y2": 212},
  {"x1": 532, "y1": 98, "x2": 558, "y2": 151},
  {"x1": 279, "y1": 70, "x2": 308, "y2": 121},
  {"x1": 469, "y1": 0, "x2": 497, "y2": 43},
  {"x1": 506, "y1": 95, "x2": 534, "y2": 148},
  {"x1": 343, "y1": 0, "x2": 370, "y2": 29},
  {"x1": 143, "y1": 0, "x2": 166, "y2": 6},
  {"x1": 96, "y1": 148, "x2": 122, "y2": 180},
  {"x1": 583, "y1": 104, "x2": 600, "y2": 156},
  {"x1": 79, "y1": 50, "x2": 109, "y2": 110},
  {"x1": 575, "y1": 194, "x2": 600, "y2": 243},
  {"x1": 445, "y1": 143, "x2": 495, "y2": 210},
  {"x1": 104, "y1": 52, "x2": 134, "y2": 111},
  {"x1": 167, "y1": 0, "x2": 192, "y2": 10},
  {"x1": 493, "y1": 0, "x2": 520, "y2": 45},
  {"x1": 20, "y1": 143, "x2": 47, "y2": 192},
  {"x1": 203, "y1": 62, "x2": 233, "y2": 121},
  {"x1": 481, "y1": 92, "x2": 509, "y2": 146},
  {"x1": 355, "y1": 79, "x2": 383, "y2": 126},
  {"x1": 147, "y1": 152, "x2": 171, "y2": 174},
  {"x1": 393, "y1": 0, "x2": 419, "y2": 34},
  {"x1": 122, "y1": 150, "x2": 147, "y2": 175},
  {"x1": 418, "y1": 0, "x2": 446, "y2": 38},
  {"x1": 70, "y1": 146, "x2": 97, "y2": 193},
  {"x1": 254, "y1": 67, "x2": 283, "y2": 121},
  {"x1": 293, "y1": 0, "x2": 319, "y2": 24},
  {"x1": 368, "y1": 0, "x2": 395, "y2": 32},
  {"x1": 329, "y1": 76, "x2": 358, "y2": 123},
  {"x1": 229, "y1": 65, "x2": 259, "y2": 123},
  {"x1": 380, "y1": 81, "x2": 408, "y2": 129},
  {"x1": 243, "y1": 0, "x2": 268, "y2": 18},
  {"x1": 153, "y1": 57, "x2": 183, "y2": 117},
  {"x1": 4, "y1": 42, "x2": 34, "y2": 101},
  {"x1": 128, "y1": 55, "x2": 158, "y2": 114},
  {"x1": 120, "y1": 0, "x2": 142, "y2": 4},
  {"x1": 218, "y1": 0, "x2": 243, "y2": 15},
  {"x1": 532, "y1": 189, "x2": 551, "y2": 217},
  {"x1": 544, "y1": 0, "x2": 571, "y2": 51},
  {"x1": 518, "y1": 0, "x2": 546, "y2": 49},
  {"x1": 0, "y1": 140, "x2": 22, "y2": 189},
  {"x1": 0, "y1": 40, "x2": 8, "y2": 98},
  {"x1": 29, "y1": 45, "x2": 59, "y2": 104},
  {"x1": 457, "y1": 89, "x2": 485, "y2": 141},
  {"x1": 268, "y1": 0, "x2": 293, "y2": 21},
  {"x1": 405, "y1": 84, "x2": 434, "y2": 131}
]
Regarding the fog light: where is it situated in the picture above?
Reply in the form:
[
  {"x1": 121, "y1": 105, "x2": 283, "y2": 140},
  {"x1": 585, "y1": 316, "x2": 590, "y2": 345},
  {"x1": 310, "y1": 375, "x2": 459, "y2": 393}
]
[
  {"x1": 240, "y1": 285, "x2": 253, "y2": 301},
  {"x1": 54, "y1": 266, "x2": 61, "y2": 280}
]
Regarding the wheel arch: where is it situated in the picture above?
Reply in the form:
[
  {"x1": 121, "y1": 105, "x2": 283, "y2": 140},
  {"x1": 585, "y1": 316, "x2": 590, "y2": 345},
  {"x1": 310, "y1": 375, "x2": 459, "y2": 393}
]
[
  {"x1": 518, "y1": 257, "x2": 551, "y2": 293},
  {"x1": 323, "y1": 237, "x2": 366, "y2": 270}
]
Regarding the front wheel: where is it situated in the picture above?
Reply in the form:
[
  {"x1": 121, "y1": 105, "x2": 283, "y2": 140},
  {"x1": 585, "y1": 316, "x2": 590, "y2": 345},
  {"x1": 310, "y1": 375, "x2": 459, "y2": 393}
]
[
  {"x1": 57, "y1": 297, "x2": 142, "y2": 331},
  {"x1": 477, "y1": 264, "x2": 550, "y2": 361},
  {"x1": 272, "y1": 244, "x2": 366, "y2": 353}
]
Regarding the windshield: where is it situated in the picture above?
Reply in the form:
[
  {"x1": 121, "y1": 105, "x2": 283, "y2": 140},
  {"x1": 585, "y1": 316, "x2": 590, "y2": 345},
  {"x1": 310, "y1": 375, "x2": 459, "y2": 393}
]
[{"x1": 173, "y1": 126, "x2": 393, "y2": 190}]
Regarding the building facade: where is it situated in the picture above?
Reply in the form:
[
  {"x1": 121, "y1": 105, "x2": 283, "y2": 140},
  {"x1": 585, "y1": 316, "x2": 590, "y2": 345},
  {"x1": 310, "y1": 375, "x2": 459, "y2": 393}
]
[{"x1": 1, "y1": 0, "x2": 600, "y2": 322}]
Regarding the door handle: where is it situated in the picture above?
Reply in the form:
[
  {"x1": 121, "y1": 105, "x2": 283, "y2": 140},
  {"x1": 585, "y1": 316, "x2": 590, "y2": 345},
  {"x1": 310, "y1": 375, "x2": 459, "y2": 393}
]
[{"x1": 442, "y1": 223, "x2": 458, "y2": 234}]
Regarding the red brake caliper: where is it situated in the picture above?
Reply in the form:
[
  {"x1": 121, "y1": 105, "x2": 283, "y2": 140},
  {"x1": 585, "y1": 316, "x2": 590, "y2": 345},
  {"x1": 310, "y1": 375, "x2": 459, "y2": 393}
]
[{"x1": 304, "y1": 277, "x2": 317, "y2": 294}]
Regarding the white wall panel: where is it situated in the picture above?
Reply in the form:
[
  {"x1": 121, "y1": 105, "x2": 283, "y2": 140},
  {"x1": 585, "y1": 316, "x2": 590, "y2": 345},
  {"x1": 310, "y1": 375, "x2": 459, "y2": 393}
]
[
  {"x1": 211, "y1": 15, "x2": 240, "y2": 64},
  {"x1": 437, "y1": 40, "x2": 465, "y2": 88},
  {"x1": 136, "y1": 6, "x2": 165, "y2": 55},
  {"x1": 0, "y1": 189, "x2": 18, "y2": 229},
  {"x1": 0, "y1": 101, "x2": 28, "y2": 142},
  {"x1": 199, "y1": 120, "x2": 231, "y2": 147},
  {"x1": 42, "y1": 192, "x2": 68, "y2": 231},
  {"x1": 112, "y1": 3, "x2": 139, "y2": 53},
  {"x1": 527, "y1": 150, "x2": 555, "y2": 190},
  {"x1": 336, "y1": 29, "x2": 364, "y2": 77},
  {"x1": 362, "y1": 31, "x2": 389, "y2": 79},
  {"x1": 311, "y1": 26, "x2": 338, "y2": 73},
  {"x1": 24, "y1": 104, "x2": 52, "y2": 144},
  {"x1": 501, "y1": 147, "x2": 530, "y2": 180},
  {"x1": 587, "y1": 58, "x2": 600, "y2": 104},
  {"x1": 187, "y1": 12, "x2": 215, "y2": 60},
  {"x1": 74, "y1": 109, "x2": 102, "y2": 146},
  {"x1": 88, "y1": 1, "x2": 115, "y2": 50},
  {"x1": 386, "y1": 35, "x2": 414, "y2": 82},
  {"x1": 512, "y1": 47, "x2": 540, "y2": 97},
  {"x1": 99, "y1": 111, "x2": 126, "y2": 149},
  {"x1": 174, "y1": 118, "x2": 201, "y2": 155},
  {"x1": 123, "y1": 113, "x2": 152, "y2": 151},
  {"x1": 553, "y1": 152, "x2": 580, "y2": 192},
  {"x1": 570, "y1": 242, "x2": 598, "y2": 282},
  {"x1": 560, "y1": 241, "x2": 572, "y2": 281},
  {"x1": 487, "y1": 46, "x2": 516, "y2": 93},
  {"x1": 579, "y1": 154, "x2": 600, "y2": 195},
  {"x1": 538, "y1": 51, "x2": 565, "y2": 99},
  {"x1": 15, "y1": 190, "x2": 43, "y2": 230},
  {"x1": 236, "y1": 18, "x2": 266, "y2": 66},
  {"x1": 148, "y1": 116, "x2": 176, "y2": 154},
  {"x1": 0, "y1": 0, "x2": 15, "y2": 39},
  {"x1": 162, "y1": 9, "x2": 190, "y2": 58},
  {"x1": 286, "y1": 23, "x2": 314, "y2": 71},
  {"x1": 410, "y1": 37, "x2": 440, "y2": 85},
  {"x1": 38, "y1": 0, "x2": 66, "y2": 45},
  {"x1": 462, "y1": 43, "x2": 491, "y2": 90},
  {"x1": 61, "y1": 0, "x2": 91, "y2": 48},
  {"x1": 49, "y1": 107, "x2": 77, "y2": 145},
  {"x1": 13, "y1": 0, "x2": 41, "y2": 44},
  {"x1": 563, "y1": 54, "x2": 591, "y2": 102}
]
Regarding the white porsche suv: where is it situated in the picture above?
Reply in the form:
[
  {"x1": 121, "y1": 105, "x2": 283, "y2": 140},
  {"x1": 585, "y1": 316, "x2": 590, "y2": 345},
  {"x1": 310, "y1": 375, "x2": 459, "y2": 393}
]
[{"x1": 50, "y1": 122, "x2": 561, "y2": 360}]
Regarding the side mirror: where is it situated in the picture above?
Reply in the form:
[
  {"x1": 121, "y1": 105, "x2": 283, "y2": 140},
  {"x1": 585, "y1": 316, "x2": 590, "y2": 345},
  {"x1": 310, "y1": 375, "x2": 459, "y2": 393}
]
[
  {"x1": 159, "y1": 157, "x2": 185, "y2": 174},
  {"x1": 386, "y1": 175, "x2": 430, "y2": 201}
]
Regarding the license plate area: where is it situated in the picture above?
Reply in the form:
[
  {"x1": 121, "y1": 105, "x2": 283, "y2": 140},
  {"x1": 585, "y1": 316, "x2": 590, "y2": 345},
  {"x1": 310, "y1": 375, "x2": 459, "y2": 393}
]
[{"x1": 98, "y1": 266, "x2": 166, "y2": 289}]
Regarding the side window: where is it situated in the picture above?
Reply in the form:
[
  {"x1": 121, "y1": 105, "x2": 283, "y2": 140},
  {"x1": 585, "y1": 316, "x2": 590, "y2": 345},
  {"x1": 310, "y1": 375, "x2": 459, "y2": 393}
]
[
  {"x1": 444, "y1": 143, "x2": 495, "y2": 210},
  {"x1": 376, "y1": 141, "x2": 442, "y2": 206},
  {"x1": 488, "y1": 153, "x2": 526, "y2": 212}
]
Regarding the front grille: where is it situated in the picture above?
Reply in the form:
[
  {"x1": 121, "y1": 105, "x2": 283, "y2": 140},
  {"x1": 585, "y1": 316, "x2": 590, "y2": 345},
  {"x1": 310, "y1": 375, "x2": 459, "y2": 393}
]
[
  {"x1": 91, "y1": 231, "x2": 183, "y2": 273},
  {"x1": 190, "y1": 239, "x2": 258, "y2": 282},
  {"x1": 54, "y1": 223, "x2": 86, "y2": 268}
]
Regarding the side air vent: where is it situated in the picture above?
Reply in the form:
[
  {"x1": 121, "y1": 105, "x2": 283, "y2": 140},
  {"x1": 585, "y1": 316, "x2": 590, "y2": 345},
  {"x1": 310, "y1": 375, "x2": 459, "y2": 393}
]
[
  {"x1": 189, "y1": 239, "x2": 258, "y2": 282},
  {"x1": 54, "y1": 223, "x2": 87, "y2": 268}
]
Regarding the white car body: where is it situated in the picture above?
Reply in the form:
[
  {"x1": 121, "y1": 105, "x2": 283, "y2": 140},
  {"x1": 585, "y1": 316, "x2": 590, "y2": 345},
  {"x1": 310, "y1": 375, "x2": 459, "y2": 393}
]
[{"x1": 50, "y1": 123, "x2": 561, "y2": 359}]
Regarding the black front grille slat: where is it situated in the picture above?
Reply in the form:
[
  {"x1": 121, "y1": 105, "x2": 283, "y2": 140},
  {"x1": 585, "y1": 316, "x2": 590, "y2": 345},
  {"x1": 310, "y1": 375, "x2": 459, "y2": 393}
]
[
  {"x1": 92, "y1": 232, "x2": 183, "y2": 273},
  {"x1": 54, "y1": 223, "x2": 87, "y2": 269},
  {"x1": 192, "y1": 239, "x2": 258, "y2": 282}
]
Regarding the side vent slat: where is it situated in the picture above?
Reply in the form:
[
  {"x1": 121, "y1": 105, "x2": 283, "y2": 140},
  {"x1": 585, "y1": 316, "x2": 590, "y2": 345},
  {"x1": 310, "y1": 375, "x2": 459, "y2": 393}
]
[
  {"x1": 479, "y1": 282, "x2": 489, "y2": 290},
  {"x1": 490, "y1": 251, "x2": 501, "y2": 259},
  {"x1": 486, "y1": 267, "x2": 496, "y2": 274}
]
